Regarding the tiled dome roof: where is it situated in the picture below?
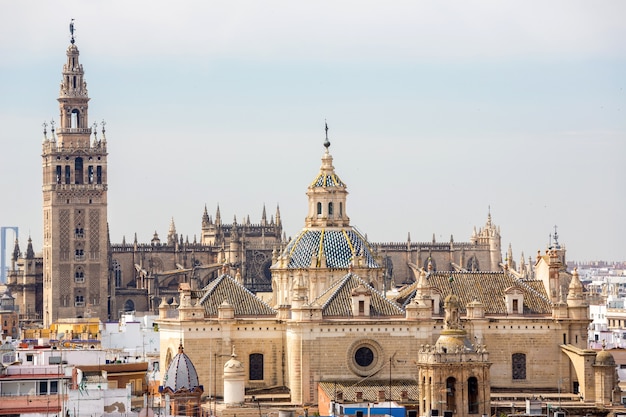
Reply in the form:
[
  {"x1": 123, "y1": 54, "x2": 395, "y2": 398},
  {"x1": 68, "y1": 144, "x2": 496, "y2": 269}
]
[
  {"x1": 282, "y1": 228, "x2": 379, "y2": 269},
  {"x1": 310, "y1": 172, "x2": 345, "y2": 188},
  {"x1": 163, "y1": 343, "x2": 200, "y2": 392}
]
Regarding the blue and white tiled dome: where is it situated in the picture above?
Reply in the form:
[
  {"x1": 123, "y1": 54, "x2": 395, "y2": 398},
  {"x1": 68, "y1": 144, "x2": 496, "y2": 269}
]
[
  {"x1": 163, "y1": 343, "x2": 200, "y2": 392},
  {"x1": 283, "y1": 228, "x2": 379, "y2": 269}
]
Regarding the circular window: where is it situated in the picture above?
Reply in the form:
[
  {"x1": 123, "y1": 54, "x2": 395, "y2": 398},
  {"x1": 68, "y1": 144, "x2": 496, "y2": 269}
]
[
  {"x1": 355, "y1": 347, "x2": 374, "y2": 367},
  {"x1": 347, "y1": 339, "x2": 383, "y2": 376}
]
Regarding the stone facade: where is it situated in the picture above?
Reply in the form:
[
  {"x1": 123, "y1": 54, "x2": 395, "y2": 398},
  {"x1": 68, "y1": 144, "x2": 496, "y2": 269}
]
[
  {"x1": 155, "y1": 143, "x2": 619, "y2": 413},
  {"x1": 41, "y1": 37, "x2": 109, "y2": 326}
]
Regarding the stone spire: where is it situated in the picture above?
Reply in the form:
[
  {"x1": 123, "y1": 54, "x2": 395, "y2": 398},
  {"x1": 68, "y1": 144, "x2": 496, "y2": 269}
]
[
  {"x1": 261, "y1": 204, "x2": 267, "y2": 226},
  {"x1": 275, "y1": 204, "x2": 282, "y2": 226},
  {"x1": 202, "y1": 204, "x2": 210, "y2": 227},
  {"x1": 215, "y1": 204, "x2": 222, "y2": 225},
  {"x1": 11, "y1": 239, "x2": 20, "y2": 262},
  {"x1": 25, "y1": 237, "x2": 35, "y2": 259},
  {"x1": 167, "y1": 217, "x2": 177, "y2": 246}
]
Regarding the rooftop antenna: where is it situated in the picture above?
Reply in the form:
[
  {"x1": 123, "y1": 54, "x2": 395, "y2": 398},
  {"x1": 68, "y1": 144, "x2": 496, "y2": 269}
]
[{"x1": 69, "y1": 19, "x2": 75, "y2": 44}]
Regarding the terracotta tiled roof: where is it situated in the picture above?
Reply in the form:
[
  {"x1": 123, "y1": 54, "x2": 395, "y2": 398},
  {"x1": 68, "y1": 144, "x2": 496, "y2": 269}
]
[
  {"x1": 394, "y1": 271, "x2": 552, "y2": 315},
  {"x1": 196, "y1": 274, "x2": 277, "y2": 317},
  {"x1": 318, "y1": 379, "x2": 419, "y2": 403},
  {"x1": 315, "y1": 273, "x2": 404, "y2": 317}
]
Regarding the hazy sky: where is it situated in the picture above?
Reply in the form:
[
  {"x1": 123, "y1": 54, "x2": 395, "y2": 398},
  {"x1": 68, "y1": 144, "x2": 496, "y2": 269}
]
[{"x1": 0, "y1": 1, "x2": 624, "y2": 264}]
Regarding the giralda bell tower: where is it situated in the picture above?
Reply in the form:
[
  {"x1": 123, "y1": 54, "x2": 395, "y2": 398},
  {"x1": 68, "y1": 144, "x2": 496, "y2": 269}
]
[{"x1": 42, "y1": 22, "x2": 109, "y2": 326}]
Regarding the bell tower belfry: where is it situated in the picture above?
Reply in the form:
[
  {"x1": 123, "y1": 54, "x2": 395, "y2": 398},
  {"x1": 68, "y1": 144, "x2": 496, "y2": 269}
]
[
  {"x1": 42, "y1": 22, "x2": 109, "y2": 326},
  {"x1": 304, "y1": 123, "x2": 350, "y2": 228}
]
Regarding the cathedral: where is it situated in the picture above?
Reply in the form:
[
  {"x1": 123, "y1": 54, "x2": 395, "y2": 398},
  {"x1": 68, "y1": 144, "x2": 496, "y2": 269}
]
[
  {"x1": 5, "y1": 25, "x2": 622, "y2": 416},
  {"x1": 155, "y1": 137, "x2": 619, "y2": 414},
  {"x1": 7, "y1": 27, "x2": 512, "y2": 326}
]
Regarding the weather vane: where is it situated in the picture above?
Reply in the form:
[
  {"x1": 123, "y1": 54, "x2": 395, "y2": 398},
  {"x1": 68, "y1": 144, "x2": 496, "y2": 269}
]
[
  {"x1": 69, "y1": 19, "x2": 75, "y2": 44},
  {"x1": 324, "y1": 120, "x2": 330, "y2": 149}
]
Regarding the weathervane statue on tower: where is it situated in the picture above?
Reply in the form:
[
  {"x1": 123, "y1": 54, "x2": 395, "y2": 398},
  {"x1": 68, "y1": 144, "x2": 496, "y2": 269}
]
[
  {"x1": 324, "y1": 120, "x2": 330, "y2": 148},
  {"x1": 69, "y1": 19, "x2": 75, "y2": 44}
]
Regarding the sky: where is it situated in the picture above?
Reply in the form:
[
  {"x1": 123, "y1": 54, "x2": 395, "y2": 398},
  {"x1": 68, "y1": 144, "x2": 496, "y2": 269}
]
[{"x1": 0, "y1": 1, "x2": 624, "y2": 264}]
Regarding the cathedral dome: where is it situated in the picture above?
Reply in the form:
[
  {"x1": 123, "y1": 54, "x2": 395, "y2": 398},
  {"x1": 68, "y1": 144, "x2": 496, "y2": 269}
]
[
  {"x1": 595, "y1": 349, "x2": 615, "y2": 366},
  {"x1": 163, "y1": 343, "x2": 200, "y2": 392},
  {"x1": 282, "y1": 228, "x2": 379, "y2": 269},
  {"x1": 434, "y1": 331, "x2": 473, "y2": 353}
]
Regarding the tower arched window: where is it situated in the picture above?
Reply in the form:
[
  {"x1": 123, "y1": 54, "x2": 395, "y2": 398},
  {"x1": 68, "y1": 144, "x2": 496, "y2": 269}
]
[
  {"x1": 88, "y1": 166, "x2": 94, "y2": 184},
  {"x1": 75, "y1": 243, "x2": 85, "y2": 261},
  {"x1": 64, "y1": 166, "x2": 71, "y2": 184},
  {"x1": 339, "y1": 202, "x2": 343, "y2": 217},
  {"x1": 328, "y1": 202, "x2": 334, "y2": 217},
  {"x1": 56, "y1": 166, "x2": 62, "y2": 184},
  {"x1": 467, "y1": 377, "x2": 479, "y2": 414},
  {"x1": 512, "y1": 353, "x2": 526, "y2": 379},
  {"x1": 249, "y1": 353, "x2": 264, "y2": 380},
  {"x1": 75, "y1": 158, "x2": 83, "y2": 184},
  {"x1": 96, "y1": 166, "x2": 102, "y2": 184},
  {"x1": 75, "y1": 266, "x2": 85, "y2": 283},
  {"x1": 71, "y1": 109, "x2": 80, "y2": 128},
  {"x1": 316, "y1": 202, "x2": 322, "y2": 217}
]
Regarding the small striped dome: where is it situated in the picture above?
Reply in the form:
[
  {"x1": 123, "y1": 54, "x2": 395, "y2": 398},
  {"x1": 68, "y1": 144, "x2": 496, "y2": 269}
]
[
  {"x1": 163, "y1": 343, "x2": 200, "y2": 392},
  {"x1": 282, "y1": 228, "x2": 379, "y2": 269}
]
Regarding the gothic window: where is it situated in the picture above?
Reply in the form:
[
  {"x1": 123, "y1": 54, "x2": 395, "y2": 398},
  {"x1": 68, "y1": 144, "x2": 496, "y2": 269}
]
[
  {"x1": 512, "y1": 353, "x2": 526, "y2": 380},
  {"x1": 96, "y1": 166, "x2": 102, "y2": 184},
  {"x1": 113, "y1": 260, "x2": 122, "y2": 288},
  {"x1": 124, "y1": 299, "x2": 135, "y2": 312},
  {"x1": 423, "y1": 258, "x2": 437, "y2": 271},
  {"x1": 250, "y1": 353, "x2": 264, "y2": 380},
  {"x1": 64, "y1": 165, "x2": 71, "y2": 184},
  {"x1": 467, "y1": 377, "x2": 479, "y2": 414},
  {"x1": 328, "y1": 202, "x2": 334, "y2": 217},
  {"x1": 467, "y1": 256, "x2": 479, "y2": 272},
  {"x1": 75, "y1": 158, "x2": 83, "y2": 184}
]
